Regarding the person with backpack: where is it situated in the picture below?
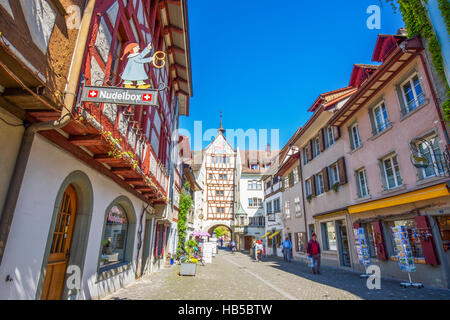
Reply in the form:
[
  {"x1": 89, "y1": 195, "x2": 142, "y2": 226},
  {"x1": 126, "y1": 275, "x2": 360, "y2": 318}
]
[{"x1": 307, "y1": 233, "x2": 321, "y2": 274}]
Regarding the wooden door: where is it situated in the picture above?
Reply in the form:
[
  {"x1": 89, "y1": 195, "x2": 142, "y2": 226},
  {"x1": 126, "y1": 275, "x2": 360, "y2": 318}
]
[
  {"x1": 244, "y1": 236, "x2": 252, "y2": 250},
  {"x1": 41, "y1": 185, "x2": 78, "y2": 300}
]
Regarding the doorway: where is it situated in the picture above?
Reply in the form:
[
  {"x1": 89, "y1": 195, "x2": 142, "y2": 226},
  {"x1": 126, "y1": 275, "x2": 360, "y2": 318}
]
[
  {"x1": 244, "y1": 236, "x2": 252, "y2": 250},
  {"x1": 337, "y1": 220, "x2": 351, "y2": 267},
  {"x1": 41, "y1": 185, "x2": 78, "y2": 300}
]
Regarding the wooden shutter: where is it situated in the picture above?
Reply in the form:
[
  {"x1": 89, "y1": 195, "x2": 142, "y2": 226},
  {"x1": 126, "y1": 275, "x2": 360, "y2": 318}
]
[
  {"x1": 297, "y1": 165, "x2": 302, "y2": 181},
  {"x1": 289, "y1": 171, "x2": 294, "y2": 187},
  {"x1": 333, "y1": 126, "x2": 341, "y2": 140},
  {"x1": 322, "y1": 167, "x2": 330, "y2": 192},
  {"x1": 337, "y1": 157, "x2": 348, "y2": 185},
  {"x1": 310, "y1": 176, "x2": 316, "y2": 197},
  {"x1": 414, "y1": 216, "x2": 440, "y2": 266},
  {"x1": 308, "y1": 140, "x2": 313, "y2": 161},
  {"x1": 372, "y1": 221, "x2": 388, "y2": 260},
  {"x1": 319, "y1": 129, "x2": 325, "y2": 152}
]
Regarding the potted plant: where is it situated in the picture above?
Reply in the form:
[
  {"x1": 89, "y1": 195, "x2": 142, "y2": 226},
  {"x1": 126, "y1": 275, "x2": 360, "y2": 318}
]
[
  {"x1": 332, "y1": 182, "x2": 340, "y2": 193},
  {"x1": 306, "y1": 195, "x2": 313, "y2": 203},
  {"x1": 179, "y1": 239, "x2": 199, "y2": 276}
]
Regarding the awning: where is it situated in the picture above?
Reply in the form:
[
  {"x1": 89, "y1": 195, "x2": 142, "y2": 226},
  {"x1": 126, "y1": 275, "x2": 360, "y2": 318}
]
[
  {"x1": 261, "y1": 232, "x2": 271, "y2": 238},
  {"x1": 268, "y1": 231, "x2": 280, "y2": 239},
  {"x1": 349, "y1": 182, "x2": 450, "y2": 214}
]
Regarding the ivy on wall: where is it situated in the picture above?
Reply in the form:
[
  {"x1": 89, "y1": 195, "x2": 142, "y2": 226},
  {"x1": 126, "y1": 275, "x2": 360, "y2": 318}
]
[
  {"x1": 383, "y1": 0, "x2": 450, "y2": 120},
  {"x1": 177, "y1": 181, "x2": 193, "y2": 259}
]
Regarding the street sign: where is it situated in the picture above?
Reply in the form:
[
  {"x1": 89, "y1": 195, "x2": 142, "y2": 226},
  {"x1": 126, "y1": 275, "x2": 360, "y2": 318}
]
[{"x1": 80, "y1": 85, "x2": 159, "y2": 106}]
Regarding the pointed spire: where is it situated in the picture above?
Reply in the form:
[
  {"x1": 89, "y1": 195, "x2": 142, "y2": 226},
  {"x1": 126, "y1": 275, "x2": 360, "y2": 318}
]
[{"x1": 218, "y1": 110, "x2": 225, "y2": 134}]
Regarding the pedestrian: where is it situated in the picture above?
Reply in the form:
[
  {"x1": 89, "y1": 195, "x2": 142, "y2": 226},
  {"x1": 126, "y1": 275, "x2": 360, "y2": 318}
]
[
  {"x1": 231, "y1": 240, "x2": 236, "y2": 253},
  {"x1": 282, "y1": 236, "x2": 292, "y2": 262},
  {"x1": 220, "y1": 237, "x2": 223, "y2": 248},
  {"x1": 255, "y1": 241, "x2": 263, "y2": 262},
  {"x1": 307, "y1": 233, "x2": 321, "y2": 274}
]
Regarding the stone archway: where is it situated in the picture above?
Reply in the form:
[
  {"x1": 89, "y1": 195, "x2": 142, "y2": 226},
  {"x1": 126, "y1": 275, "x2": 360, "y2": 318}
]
[{"x1": 208, "y1": 224, "x2": 233, "y2": 244}]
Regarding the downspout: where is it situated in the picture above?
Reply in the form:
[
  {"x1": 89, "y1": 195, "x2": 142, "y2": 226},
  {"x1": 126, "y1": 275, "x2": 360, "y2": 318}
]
[
  {"x1": 298, "y1": 153, "x2": 309, "y2": 241},
  {"x1": 0, "y1": 0, "x2": 97, "y2": 264}
]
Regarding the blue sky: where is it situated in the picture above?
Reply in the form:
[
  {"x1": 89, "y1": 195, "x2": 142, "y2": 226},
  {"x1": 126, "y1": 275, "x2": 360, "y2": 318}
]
[{"x1": 179, "y1": 0, "x2": 404, "y2": 151}]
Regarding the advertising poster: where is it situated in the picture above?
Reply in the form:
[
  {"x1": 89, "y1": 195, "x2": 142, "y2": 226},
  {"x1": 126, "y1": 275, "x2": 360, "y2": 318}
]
[
  {"x1": 354, "y1": 227, "x2": 371, "y2": 266},
  {"x1": 391, "y1": 226, "x2": 416, "y2": 272}
]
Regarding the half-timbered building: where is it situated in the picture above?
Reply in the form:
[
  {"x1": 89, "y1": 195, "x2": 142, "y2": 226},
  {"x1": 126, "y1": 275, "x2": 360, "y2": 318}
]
[{"x1": 0, "y1": 0, "x2": 192, "y2": 300}]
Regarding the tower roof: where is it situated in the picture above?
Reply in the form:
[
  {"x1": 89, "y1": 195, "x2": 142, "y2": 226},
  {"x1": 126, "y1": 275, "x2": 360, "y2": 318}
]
[{"x1": 218, "y1": 111, "x2": 225, "y2": 134}]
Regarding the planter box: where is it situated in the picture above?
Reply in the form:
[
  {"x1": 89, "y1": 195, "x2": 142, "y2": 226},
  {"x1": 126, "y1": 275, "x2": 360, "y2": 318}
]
[{"x1": 180, "y1": 262, "x2": 196, "y2": 276}]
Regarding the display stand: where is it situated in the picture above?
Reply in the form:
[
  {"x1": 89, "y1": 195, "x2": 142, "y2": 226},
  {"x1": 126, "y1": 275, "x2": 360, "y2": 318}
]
[
  {"x1": 353, "y1": 227, "x2": 372, "y2": 279},
  {"x1": 391, "y1": 226, "x2": 424, "y2": 289},
  {"x1": 400, "y1": 272, "x2": 424, "y2": 288}
]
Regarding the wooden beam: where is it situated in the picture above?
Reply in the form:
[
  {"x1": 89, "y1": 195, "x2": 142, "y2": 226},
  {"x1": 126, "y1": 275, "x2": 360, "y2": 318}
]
[
  {"x1": 170, "y1": 63, "x2": 187, "y2": 72},
  {"x1": 125, "y1": 178, "x2": 143, "y2": 183},
  {"x1": 111, "y1": 167, "x2": 133, "y2": 174},
  {"x1": 168, "y1": 45, "x2": 185, "y2": 55},
  {"x1": 166, "y1": 0, "x2": 181, "y2": 6},
  {"x1": 39, "y1": 130, "x2": 152, "y2": 204},
  {"x1": 69, "y1": 134, "x2": 102, "y2": 146},
  {"x1": 165, "y1": 25, "x2": 184, "y2": 34}
]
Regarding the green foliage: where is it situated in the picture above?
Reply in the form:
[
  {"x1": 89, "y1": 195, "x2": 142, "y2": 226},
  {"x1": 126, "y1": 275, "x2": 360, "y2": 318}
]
[
  {"x1": 180, "y1": 239, "x2": 199, "y2": 264},
  {"x1": 177, "y1": 182, "x2": 193, "y2": 259},
  {"x1": 384, "y1": 0, "x2": 450, "y2": 121},
  {"x1": 213, "y1": 226, "x2": 230, "y2": 238}
]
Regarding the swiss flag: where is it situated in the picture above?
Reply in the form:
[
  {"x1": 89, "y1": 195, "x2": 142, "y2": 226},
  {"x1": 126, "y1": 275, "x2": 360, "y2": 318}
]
[
  {"x1": 88, "y1": 90, "x2": 98, "y2": 98},
  {"x1": 142, "y1": 93, "x2": 152, "y2": 102}
]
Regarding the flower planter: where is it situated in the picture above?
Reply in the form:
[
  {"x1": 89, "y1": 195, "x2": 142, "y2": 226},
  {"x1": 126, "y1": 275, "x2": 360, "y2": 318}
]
[{"x1": 180, "y1": 262, "x2": 196, "y2": 276}]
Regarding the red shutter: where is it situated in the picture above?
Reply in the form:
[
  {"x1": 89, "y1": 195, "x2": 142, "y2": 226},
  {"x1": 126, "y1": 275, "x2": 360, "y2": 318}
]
[
  {"x1": 319, "y1": 129, "x2": 325, "y2": 152},
  {"x1": 414, "y1": 216, "x2": 440, "y2": 266},
  {"x1": 337, "y1": 157, "x2": 348, "y2": 185},
  {"x1": 372, "y1": 221, "x2": 388, "y2": 260}
]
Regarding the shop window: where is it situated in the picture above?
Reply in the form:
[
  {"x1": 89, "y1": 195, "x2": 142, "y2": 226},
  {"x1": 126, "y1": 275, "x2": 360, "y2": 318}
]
[
  {"x1": 321, "y1": 221, "x2": 337, "y2": 251},
  {"x1": 385, "y1": 219, "x2": 424, "y2": 258},
  {"x1": 361, "y1": 223, "x2": 377, "y2": 258},
  {"x1": 100, "y1": 205, "x2": 129, "y2": 268}
]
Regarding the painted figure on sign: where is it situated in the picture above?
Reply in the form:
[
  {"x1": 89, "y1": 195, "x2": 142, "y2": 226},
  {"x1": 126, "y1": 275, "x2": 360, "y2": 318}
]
[
  {"x1": 120, "y1": 42, "x2": 166, "y2": 89},
  {"x1": 120, "y1": 42, "x2": 153, "y2": 89}
]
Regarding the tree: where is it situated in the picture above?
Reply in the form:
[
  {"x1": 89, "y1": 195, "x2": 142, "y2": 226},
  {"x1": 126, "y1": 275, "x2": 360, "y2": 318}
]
[{"x1": 214, "y1": 226, "x2": 230, "y2": 239}]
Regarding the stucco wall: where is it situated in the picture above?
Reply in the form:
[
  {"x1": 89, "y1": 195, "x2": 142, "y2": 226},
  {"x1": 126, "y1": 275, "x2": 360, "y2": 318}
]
[
  {"x1": 0, "y1": 135, "x2": 147, "y2": 300},
  {"x1": 0, "y1": 109, "x2": 24, "y2": 217},
  {"x1": 341, "y1": 55, "x2": 448, "y2": 203}
]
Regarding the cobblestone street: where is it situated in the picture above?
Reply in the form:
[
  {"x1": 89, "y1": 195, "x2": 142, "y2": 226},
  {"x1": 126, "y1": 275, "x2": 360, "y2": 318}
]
[{"x1": 103, "y1": 250, "x2": 450, "y2": 300}]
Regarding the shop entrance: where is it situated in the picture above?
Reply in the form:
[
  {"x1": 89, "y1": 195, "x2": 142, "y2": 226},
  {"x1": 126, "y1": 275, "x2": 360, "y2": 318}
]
[
  {"x1": 244, "y1": 236, "x2": 253, "y2": 250},
  {"x1": 41, "y1": 185, "x2": 78, "y2": 300},
  {"x1": 437, "y1": 216, "x2": 450, "y2": 267},
  {"x1": 337, "y1": 220, "x2": 351, "y2": 267}
]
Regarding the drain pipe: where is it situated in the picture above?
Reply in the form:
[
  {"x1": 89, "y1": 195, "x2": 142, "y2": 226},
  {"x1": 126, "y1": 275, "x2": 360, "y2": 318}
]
[{"x1": 0, "y1": 0, "x2": 96, "y2": 264}]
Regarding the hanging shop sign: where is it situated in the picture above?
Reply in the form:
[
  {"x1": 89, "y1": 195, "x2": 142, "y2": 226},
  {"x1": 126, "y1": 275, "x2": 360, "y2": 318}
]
[
  {"x1": 353, "y1": 227, "x2": 371, "y2": 266},
  {"x1": 81, "y1": 85, "x2": 159, "y2": 106},
  {"x1": 391, "y1": 226, "x2": 416, "y2": 272}
]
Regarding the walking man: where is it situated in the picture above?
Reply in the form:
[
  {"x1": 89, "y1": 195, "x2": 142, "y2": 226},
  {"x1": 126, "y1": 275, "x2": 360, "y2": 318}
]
[
  {"x1": 307, "y1": 233, "x2": 321, "y2": 274},
  {"x1": 255, "y1": 241, "x2": 264, "y2": 262},
  {"x1": 282, "y1": 236, "x2": 292, "y2": 262}
]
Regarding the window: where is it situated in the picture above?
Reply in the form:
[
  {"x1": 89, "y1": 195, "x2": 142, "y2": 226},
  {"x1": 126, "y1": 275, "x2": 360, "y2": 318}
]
[
  {"x1": 315, "y1": 173, "x2": 324, "y2": 195},
  {"x1": 382, "y1": 154, "x2": 403, "y2": 189},
  {"x1": 385, "y1": 219, "x2": 424, "y2": 258},
  {"x1": 219, "y1": 174, "x2": 228, "y2": 180},
  {"x1": 248, "y1": 180, "x2": 262, "y2": 190},
  {"x1": 249, "y1": 198, "x2": 262, "y2": 207},
  {"x1": 216, "y1": 190, "x2": 224, "y2": 196},
  {"x1": 401, "y1": 73, "x2": 425, "y2": 114},
  {"x1": 208, "y1": 174, "x2": 213, "y2": 180},
  {"x1": 293, "y1": 167, "x2": 299, "y2": 184},
  {"x1": 284, "y1": 176, "x2": 289, "y2": 189},
  {"x1": 350, "y1": 123, "x2": 361, "y2": 150},
  {"x1": 216, "y1": 207, "x2": 225, "y2": 214},
  {"x1": 312, "y1": 136, "x2": 321, "y2": 158},
  {"x1": 356, "y1": 168, "x2": 369, "y2": 198},
  {"x1": 303, "y1": 146, "x2": 310, "y2": 165},
  {"x1": 100, "y1": 205, "x2": 128, "y2": 268},
  {"x1": 305, "y1": 179, "x2": 312, "y2": 197},
  {"x1": 294, "y1": 197, "x2": 301, "y2": 216},
  {"x1": 267, "y1": 213, "x2": 275, "y2": 221},
  {"x1": 266, "y1": 201, "x2": 273, "y2": 214},
  {"x1": 273, "y1": 198, "x2": 281, "y2": 212},
  {"x1": 413, "y1": 135, "x2": 445, "y2": 179},
  {"x1": 251, "y1": 164, "x2": 259, "y2": 170},
  {"x1": 284, "y1": 201, "x2": 290, "y2": 219},
  {"x1": 329, "y1": 163, "x2": 339, "y2": 186},
  {"x1": 325, "y1": 126, "x2": 335, "y2": 148},
  {"x1": 372, "y1": 102, "x2": 390, "y2": 134},
  {"x1": 322, "y1": 222, "x2": 337, "y2": 251}
]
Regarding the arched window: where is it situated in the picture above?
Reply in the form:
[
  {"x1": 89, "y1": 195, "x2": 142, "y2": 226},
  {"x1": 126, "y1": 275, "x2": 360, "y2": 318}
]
[{"x1": 100, "y1": 205, "x2": 129, "y2": 268}]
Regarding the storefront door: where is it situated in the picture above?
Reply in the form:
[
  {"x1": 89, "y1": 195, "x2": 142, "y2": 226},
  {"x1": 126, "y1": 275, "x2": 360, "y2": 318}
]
[
  {"x1": 41, "y1": 185, "x2": 78, "y2": 300},
  {"x1": 338, "y1": 221, "x2": 351, "y2": 267},
  {"x1": 244, "y1": 236, "x2": 252, "y2": 250}
]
